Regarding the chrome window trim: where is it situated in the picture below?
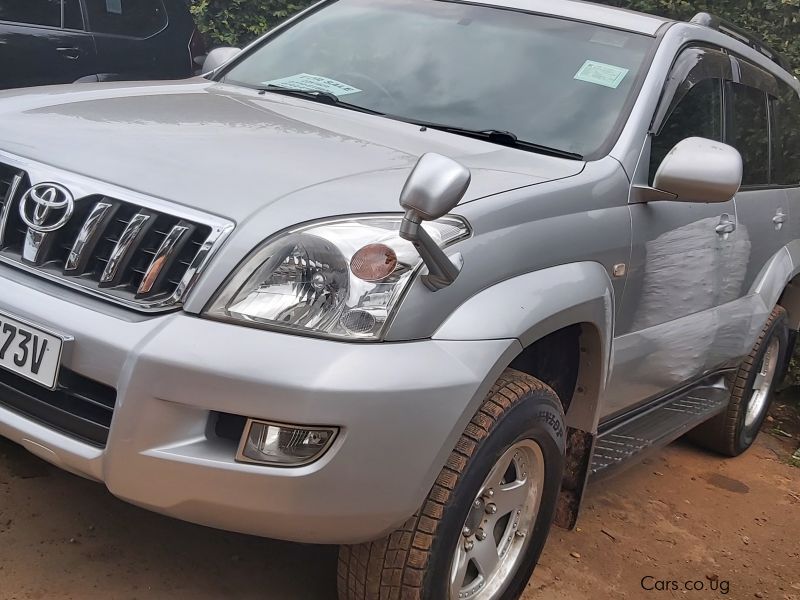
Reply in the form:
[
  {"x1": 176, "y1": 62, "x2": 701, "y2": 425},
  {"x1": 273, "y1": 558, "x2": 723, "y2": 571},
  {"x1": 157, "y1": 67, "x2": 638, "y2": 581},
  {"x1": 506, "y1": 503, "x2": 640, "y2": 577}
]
[{"x1": 0, "y1": 150, "x2": 235, "y2": 313}]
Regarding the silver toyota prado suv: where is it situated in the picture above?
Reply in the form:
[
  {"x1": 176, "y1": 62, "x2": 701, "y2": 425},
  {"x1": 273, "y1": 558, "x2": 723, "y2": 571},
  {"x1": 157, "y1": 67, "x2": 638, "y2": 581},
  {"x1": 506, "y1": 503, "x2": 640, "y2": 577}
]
[{"x1": 1, "y1": 1, "x2": 798, "y2": 598}]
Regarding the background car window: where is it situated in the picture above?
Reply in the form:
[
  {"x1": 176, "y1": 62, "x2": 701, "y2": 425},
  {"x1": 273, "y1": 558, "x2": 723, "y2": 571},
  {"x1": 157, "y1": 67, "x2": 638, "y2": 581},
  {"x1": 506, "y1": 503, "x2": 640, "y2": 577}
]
[
  {"x1": 0, "y1": 0, "x2": 62, "y2": 28},
  {"x1": 773, "y1": 85, "x2": 800, "y2": 185},
  {"x1": 85, "y1": 0, "x2": 167, "y2": 37},
  {"x1": 650, "y1": 78, "x2": 723, "y2": 182},
  {"x1": 729, "y1": 83, "x2": 770, "y2": 186},
  {"x1": 63, "y1": 0, "x2": 83, "y2": 30}
]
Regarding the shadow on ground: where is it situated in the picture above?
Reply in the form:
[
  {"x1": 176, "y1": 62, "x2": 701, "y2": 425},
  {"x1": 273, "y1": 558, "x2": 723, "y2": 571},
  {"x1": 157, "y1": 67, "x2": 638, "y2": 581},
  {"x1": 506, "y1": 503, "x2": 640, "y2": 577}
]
[{"x1": 0, "y1": 437, "x2": 338, "y2": 599}]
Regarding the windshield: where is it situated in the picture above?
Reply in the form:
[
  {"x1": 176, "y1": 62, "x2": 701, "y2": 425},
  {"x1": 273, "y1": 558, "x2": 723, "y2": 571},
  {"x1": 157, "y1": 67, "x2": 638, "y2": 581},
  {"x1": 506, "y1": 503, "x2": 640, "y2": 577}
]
[{"x1": 222, "y1": 0, "x2": 655, "y2": 158}]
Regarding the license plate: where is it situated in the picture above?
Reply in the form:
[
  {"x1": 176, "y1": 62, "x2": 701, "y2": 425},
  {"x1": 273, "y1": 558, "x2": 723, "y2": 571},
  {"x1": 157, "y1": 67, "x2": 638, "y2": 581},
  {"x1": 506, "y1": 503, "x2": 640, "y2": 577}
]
[{"x1": 0, "y1": 311, "x2": 65, "y2": 389}]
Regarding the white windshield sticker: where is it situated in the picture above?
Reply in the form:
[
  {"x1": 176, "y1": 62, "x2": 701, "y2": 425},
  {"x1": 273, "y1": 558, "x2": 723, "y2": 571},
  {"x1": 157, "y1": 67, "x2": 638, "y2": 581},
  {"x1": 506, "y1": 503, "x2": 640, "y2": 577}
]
[
  {"x1": 105, "y1": 0, "x2": 122, "y2": 14},
  {"x1": 574, "y1": 60, "x2": 629, "y2": 89},
  {"x1": 262, "y1": 73, "x2": 362, "y2": 97}
]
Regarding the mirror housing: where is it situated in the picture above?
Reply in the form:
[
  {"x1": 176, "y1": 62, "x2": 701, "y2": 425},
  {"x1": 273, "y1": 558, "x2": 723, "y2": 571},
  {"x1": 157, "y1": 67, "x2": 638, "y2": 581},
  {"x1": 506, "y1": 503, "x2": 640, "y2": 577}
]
[
  {"x1": 202, "y1": 47, "x2": 242, "y2": 75},
  {"x1": 398, "y1": 153, "x2": 471, "y2": 291},
  {"x1": 642, "y1": 137, "x2": 743, "y2": 204}
]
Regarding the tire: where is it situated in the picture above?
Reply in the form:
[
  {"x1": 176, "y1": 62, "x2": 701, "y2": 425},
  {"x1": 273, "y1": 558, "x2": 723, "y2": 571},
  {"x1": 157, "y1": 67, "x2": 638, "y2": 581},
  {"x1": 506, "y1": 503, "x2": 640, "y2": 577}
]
[
  {"x1": 689, "y1": 305, "x2": 788, "y2": 457},
  {"x1": 337, "y1": 369, "x2": 566, "y2": 600}
]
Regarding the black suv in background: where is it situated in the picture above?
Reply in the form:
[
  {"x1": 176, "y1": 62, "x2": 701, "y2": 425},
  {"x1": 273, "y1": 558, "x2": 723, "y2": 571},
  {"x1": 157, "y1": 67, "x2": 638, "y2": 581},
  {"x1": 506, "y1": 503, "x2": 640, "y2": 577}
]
[{"x1": 0, "y1": 0, "x2": 204, "y2": 89}]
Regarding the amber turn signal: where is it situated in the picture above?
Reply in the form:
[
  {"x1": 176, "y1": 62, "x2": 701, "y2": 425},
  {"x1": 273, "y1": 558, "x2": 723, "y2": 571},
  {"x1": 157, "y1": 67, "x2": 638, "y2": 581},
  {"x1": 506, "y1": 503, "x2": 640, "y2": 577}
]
[{"x1": 350, "y1": 243, "x2": 398, "y2": 281}]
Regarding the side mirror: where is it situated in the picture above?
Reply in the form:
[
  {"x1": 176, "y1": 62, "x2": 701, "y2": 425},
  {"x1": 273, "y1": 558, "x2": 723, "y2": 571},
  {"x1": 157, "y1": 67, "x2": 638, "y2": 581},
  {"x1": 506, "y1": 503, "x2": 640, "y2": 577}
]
[
  {"x1": 202, "y1": 47, "x2": 242, "y2": 75},
  {"x1": 648, "y1": 137, "x2": 743, "y2": 203},
  {"x1": 398, "y1": 153, "x2": 471, "y2": 291}
]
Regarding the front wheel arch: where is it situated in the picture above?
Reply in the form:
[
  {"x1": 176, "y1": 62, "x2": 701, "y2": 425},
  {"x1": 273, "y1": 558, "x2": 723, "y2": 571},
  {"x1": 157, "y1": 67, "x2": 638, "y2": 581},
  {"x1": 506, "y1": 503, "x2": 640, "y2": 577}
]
[{"x1": 337, "y1": 369, "x2": 566, "y2": 600}]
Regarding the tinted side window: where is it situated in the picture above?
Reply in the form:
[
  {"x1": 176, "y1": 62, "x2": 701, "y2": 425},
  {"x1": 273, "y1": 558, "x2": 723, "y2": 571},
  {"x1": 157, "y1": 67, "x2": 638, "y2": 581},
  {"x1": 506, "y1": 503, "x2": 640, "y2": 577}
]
[
  {"x1": 85, "y1": 0, "x2": 167, "y2": 37},
  {"x1": 63, "y1": 0, "x2": 84, "y2": 30},
  {"x1": 0, "y1": 0, "x2": 62, "y2": 27},
  {"x1": 729, "y1": 83, "x2": 770, "y2": 186},
  {"x1": 775, "y1": 86, "x2": 800, "y2": 185},
  {"x1": 650, "y1": 78, "x2": 723, "y2": 182}
]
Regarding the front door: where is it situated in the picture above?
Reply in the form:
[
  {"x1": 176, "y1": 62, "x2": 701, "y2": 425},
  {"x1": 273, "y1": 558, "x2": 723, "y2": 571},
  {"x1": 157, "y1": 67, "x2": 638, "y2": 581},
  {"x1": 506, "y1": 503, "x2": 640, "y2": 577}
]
[
  {"x1": 0, "y1": 0, "x2": 96, "y2": 89},
  {"x1": 603, "y1": 49, "x2": 749, "y2": 419}
]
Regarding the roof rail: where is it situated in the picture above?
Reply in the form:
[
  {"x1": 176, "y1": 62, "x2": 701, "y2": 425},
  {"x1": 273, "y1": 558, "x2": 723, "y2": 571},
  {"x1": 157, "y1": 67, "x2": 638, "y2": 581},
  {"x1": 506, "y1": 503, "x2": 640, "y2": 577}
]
[{"x1": 690, "y1": 12, "x2": 793, "y2": 73}]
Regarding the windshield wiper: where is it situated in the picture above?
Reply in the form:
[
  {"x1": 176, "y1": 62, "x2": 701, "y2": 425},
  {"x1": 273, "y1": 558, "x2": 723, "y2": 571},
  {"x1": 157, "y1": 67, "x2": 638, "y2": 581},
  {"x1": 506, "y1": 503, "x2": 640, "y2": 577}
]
[
  {"x1": 255, "y1": 86, "x2": 582, "y2": 160},
  {"x1": 257, "y1": 85, "x2": 385, "y2": 116},
  {"x1": 405, "y1": 121, "x2": 584, "y2": 161}
]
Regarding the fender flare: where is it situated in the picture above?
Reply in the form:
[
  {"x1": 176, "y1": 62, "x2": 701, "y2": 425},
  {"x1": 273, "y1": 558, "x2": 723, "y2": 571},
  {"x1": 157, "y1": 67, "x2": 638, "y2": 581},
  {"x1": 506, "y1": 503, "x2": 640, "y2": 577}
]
[{"x1": 433, "y1": 261, "x2": 615, "y2": 432}]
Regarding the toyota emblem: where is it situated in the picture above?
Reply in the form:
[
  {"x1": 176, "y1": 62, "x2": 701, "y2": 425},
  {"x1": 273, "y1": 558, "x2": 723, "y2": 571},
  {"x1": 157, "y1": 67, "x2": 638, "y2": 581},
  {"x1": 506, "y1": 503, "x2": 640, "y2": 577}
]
[{"x1": 19, "y1": 183, "x2": 75, "y2": 233}]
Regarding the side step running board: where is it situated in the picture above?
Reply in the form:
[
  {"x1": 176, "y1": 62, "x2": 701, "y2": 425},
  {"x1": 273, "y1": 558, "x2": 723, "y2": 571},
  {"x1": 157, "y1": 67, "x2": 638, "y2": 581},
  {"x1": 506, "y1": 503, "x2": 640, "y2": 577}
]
[{"x1": 590, "y1": 377, "x2": 731, "y2": 481}]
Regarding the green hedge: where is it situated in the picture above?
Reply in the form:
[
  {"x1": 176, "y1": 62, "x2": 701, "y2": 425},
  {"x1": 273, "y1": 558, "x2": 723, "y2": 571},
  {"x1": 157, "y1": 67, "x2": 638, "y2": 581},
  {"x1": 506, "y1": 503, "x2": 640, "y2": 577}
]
[
  {"x1": 189, "y1": 0, "x2": 314, "y2": 46},
  {"x1": 601, "y1": 0, "x2": 800, "y2": 77},
  {"x1": 190, "y1": 0, "x2": 800, "y2": 77},
  {"x1": 190, "y1": 0, "x2": 313, "y2": 47}
]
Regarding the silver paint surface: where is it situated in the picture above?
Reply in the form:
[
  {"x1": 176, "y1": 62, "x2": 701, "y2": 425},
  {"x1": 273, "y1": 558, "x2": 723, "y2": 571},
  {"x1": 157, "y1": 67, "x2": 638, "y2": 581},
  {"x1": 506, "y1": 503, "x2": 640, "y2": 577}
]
[{"x1": 0, "y1": 3, "x2": 798, "y2": 544}]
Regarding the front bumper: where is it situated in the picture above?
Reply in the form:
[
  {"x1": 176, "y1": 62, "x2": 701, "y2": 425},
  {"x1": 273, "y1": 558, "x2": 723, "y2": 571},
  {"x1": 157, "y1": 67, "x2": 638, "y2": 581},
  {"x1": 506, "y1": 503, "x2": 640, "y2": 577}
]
[{"x1": 0, "y1": 266, "x2": 517, "y2": 543}]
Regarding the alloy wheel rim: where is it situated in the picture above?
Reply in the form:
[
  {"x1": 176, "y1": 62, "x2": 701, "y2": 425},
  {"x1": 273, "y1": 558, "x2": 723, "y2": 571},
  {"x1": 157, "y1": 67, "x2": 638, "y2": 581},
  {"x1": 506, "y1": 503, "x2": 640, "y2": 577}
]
[
  {"x1": 744, "y1": 337, "x2": 780, "y2": 430},
  {"x1": 449, "y1": 440, "x2": 545, "y2": 600}
]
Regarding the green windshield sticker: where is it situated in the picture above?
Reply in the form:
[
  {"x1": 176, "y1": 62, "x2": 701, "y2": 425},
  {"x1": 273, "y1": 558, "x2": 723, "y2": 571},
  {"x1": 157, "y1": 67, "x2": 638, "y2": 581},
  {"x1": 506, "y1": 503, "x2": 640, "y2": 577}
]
[
  {"x1": 574, "y1": 60, "x2": 629, "y2": 89},
  {"x1": 262, "y1": 73, "x2": 362, "y2": 97}
]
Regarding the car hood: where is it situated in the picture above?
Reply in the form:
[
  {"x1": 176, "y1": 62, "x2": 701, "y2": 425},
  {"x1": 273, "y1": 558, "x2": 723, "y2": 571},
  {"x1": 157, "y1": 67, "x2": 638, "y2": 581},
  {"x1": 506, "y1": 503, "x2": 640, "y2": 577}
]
[{"x1": 0, "y1": 80, "x2": 585, "y2": 223}]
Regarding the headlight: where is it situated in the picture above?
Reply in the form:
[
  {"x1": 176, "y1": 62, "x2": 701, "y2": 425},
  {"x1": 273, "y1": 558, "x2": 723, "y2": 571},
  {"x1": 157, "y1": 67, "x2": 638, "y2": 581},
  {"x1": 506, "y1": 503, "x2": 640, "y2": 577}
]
[{"x1": 205, "y1": 216, "x2": 470, "y2": 340}]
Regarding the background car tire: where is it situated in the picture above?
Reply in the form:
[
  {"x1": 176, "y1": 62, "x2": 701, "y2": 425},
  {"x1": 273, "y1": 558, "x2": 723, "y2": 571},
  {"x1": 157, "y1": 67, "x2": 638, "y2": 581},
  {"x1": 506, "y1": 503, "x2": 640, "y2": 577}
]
[
  {"x1": 337, "y1": 369, "x2": 566, "y2": 600},
  {"x1": 689, "y1": 305, "x2": 788, "y2": 457}
]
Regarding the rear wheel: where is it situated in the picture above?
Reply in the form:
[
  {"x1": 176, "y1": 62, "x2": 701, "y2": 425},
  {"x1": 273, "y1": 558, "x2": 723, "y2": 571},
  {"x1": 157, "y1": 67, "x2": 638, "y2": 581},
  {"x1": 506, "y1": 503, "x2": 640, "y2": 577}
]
[
  {"x1": 337, "y1": 369, "x2": 566, "y2": 600},
  {"x1": 689, "y1": 306, "x2": 788, "y2": 456}
]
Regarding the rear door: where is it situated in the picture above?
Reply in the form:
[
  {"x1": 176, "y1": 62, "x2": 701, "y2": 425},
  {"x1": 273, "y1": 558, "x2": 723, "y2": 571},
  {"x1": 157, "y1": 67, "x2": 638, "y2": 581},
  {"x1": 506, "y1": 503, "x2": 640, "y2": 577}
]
[
  {"x1": 83, "y1": 0, "x2": 176, "y2": 80},
  {"x1": 0, "y1": 0, "x2": 96, "y2": 89},
  {"x1": 726, "y1": 58, "x2": 791, "y2": 293},
  {"x1": 771, "y1": 83, "x2": 800, "y2": 252}
]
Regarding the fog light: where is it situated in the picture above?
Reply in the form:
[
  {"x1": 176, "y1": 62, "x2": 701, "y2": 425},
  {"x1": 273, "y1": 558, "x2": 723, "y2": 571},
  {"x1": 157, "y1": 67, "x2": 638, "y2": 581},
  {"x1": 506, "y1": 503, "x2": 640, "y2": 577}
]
[{"x1": 236, "y1": 419, "x2": 337, "y2": 466}]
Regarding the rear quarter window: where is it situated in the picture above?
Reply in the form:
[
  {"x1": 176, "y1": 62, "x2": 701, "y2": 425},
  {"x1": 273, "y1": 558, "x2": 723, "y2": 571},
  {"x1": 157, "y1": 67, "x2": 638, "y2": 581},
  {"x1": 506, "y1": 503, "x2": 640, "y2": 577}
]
[
  {"x1": 773, "y1": 85, "x2": 800, "y2": 186},
  {"x1": 85, "y1": 0, "x2": 168, "y2": 37}
]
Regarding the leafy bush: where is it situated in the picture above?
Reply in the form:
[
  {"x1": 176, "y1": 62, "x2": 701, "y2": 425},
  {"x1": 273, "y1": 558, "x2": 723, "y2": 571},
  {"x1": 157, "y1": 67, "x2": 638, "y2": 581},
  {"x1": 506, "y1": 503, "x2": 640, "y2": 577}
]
[
  {"x1": 599, "y1": 0, "x2": 800, "y2": 77},
  {"x1": 189, "y1": 0, "x2": 314, "y2": 46}
]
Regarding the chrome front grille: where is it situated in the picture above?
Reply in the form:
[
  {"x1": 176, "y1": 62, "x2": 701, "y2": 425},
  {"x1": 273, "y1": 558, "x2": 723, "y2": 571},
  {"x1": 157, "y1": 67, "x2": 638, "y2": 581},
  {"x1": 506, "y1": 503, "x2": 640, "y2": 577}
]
[{"x1": 0, "y1": 161, "x2": 233, "y2": 311}]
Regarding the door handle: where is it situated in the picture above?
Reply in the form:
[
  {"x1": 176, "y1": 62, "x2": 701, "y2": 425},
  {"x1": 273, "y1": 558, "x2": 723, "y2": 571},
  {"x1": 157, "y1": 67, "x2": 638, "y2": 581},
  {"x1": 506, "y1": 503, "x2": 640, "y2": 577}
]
[
  {"x1": 57, "y1": 47, "x2": 81, "y2": 60},
  {"x1": 715, "y1": 214, "x2": 736, "y2": 239},
  {"x1": 773, "y1": 209, "x2": 787, "y2": 230}
]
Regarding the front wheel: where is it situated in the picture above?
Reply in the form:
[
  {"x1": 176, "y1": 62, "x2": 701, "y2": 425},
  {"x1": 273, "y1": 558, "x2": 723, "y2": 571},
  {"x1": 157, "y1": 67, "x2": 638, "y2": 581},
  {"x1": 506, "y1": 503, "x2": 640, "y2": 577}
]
[{"x1": 338, "y1": 369, "x2": 566, "y2": 600}]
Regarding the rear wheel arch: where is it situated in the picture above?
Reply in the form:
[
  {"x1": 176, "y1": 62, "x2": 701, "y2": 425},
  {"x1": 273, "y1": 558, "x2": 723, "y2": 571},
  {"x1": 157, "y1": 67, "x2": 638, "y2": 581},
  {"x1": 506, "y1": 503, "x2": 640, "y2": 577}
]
[
  {"x1": 778, "y1": 276, "x2": 800, "y2": 331},
  {"x1": 763, "y1": 242, "x2": 800, "y2": 331}
]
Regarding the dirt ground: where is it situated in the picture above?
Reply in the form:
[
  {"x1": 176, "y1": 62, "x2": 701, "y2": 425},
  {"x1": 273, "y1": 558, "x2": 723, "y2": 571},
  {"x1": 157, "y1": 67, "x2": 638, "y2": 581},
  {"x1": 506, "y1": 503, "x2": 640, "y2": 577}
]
[{"x1": 0, "y1": 397, "x2": 798, "y2": 600}]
